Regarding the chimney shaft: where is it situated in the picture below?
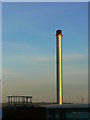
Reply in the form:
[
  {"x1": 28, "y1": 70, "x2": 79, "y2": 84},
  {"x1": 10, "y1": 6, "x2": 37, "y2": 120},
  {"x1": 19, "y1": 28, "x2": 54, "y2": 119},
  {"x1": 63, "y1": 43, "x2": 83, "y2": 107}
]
[{"x1": 56, "y1": 30, "x2": 63, "y2": 105}]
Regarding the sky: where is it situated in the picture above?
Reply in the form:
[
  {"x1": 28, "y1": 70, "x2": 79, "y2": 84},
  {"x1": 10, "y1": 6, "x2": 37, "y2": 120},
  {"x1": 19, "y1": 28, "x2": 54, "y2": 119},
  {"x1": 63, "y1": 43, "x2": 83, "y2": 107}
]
[
  {"x1": 0, "y1": 1, "x2": 2, "y2": 104},
  {"x1": 2, "y1": 2, "x2": 88, "y2": 103},
  {"x1": 1, "y1": 0, "x2": 89, "y2": 2}
]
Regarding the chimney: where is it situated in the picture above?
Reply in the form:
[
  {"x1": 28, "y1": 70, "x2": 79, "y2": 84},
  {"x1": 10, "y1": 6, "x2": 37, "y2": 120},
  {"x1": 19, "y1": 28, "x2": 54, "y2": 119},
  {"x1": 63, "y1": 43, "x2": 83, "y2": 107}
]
[{"x1": 56, "y1": 30, "x2": 63, "y2": 105}]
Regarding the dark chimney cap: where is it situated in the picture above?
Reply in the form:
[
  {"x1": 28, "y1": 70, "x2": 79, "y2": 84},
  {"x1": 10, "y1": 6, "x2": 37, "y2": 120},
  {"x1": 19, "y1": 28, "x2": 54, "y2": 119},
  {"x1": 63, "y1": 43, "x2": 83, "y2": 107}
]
[{"x1": 56, "y1": 30, "x2": 62, "y2": 35}]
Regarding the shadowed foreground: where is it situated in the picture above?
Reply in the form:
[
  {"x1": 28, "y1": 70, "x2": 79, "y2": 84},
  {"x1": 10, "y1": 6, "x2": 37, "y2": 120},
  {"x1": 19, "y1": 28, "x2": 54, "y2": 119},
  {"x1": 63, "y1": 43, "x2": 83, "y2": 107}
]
[
  {"x1": 1, "y1": 104, "x2": 90, "y2": 120},
  {"x1": 2, "y1": 106, "x2": 45, "y2": 120}
]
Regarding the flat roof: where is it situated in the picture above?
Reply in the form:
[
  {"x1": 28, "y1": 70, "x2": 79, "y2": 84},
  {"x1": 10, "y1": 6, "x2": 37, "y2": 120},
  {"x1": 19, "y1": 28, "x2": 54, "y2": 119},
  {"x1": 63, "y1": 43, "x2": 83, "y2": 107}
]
[{"x1": 41, "y1": 104, "x2": 89, "y2": 109}]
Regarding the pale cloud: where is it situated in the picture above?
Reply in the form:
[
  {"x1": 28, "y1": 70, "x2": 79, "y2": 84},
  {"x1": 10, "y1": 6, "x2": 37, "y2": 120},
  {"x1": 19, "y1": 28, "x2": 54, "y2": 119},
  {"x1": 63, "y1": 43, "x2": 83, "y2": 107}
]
[
  {"x1": 28, "y1": 53, "x2": 87, "y2": 63},
  {"x1": 18, "y1": 55, "x2": 55, "y2": 63},
  {"x1": 3, "y1": 40, "x2": 87, "y2": 63},
  {"x1": 3, "y1": 53, "x2": 87, "y2": 64},
  {"x1": 63, "y1": 53, "x2": 87, "y2": 61},
  {"x1": 2, "y1": 68, "x2": 15, "y2": 77},
  {"x1": 3, "y1": 41, "x2": 37, "y2": 52}
]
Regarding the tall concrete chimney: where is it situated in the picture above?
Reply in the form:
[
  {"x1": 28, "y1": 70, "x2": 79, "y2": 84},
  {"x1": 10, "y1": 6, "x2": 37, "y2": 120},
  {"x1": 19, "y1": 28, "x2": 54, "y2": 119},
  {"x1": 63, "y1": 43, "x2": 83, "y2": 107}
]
[{"x1": 56, "y1": 30, "x2": 63, "y2": 105}]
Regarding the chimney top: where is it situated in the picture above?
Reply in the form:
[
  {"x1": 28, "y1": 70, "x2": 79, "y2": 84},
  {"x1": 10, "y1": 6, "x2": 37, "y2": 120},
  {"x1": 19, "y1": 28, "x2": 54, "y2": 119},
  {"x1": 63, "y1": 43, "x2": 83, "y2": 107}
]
[{"x1": 56, "y1": 30, "x2": 62, "y2": 35}]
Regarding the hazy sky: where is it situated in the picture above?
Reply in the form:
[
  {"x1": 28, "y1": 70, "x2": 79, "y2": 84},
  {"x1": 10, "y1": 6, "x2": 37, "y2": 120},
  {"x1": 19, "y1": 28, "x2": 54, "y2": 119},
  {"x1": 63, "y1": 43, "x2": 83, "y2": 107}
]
[
  {"x1": 2, "y1": 2, "x2": 88, "y2": 103},
  {"x1": 1, "y1": 0, "x2": 89, "y2": 2},
  {"x1": 0, "y1": 1, "x2": 2, "y2": 104}
]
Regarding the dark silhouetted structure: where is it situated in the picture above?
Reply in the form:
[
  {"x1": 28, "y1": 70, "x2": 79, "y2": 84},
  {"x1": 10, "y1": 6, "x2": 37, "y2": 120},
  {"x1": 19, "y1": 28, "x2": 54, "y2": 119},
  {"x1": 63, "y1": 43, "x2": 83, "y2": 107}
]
[{"x1": 7, "y1": 96, "x2": 32, "y2": 105}]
